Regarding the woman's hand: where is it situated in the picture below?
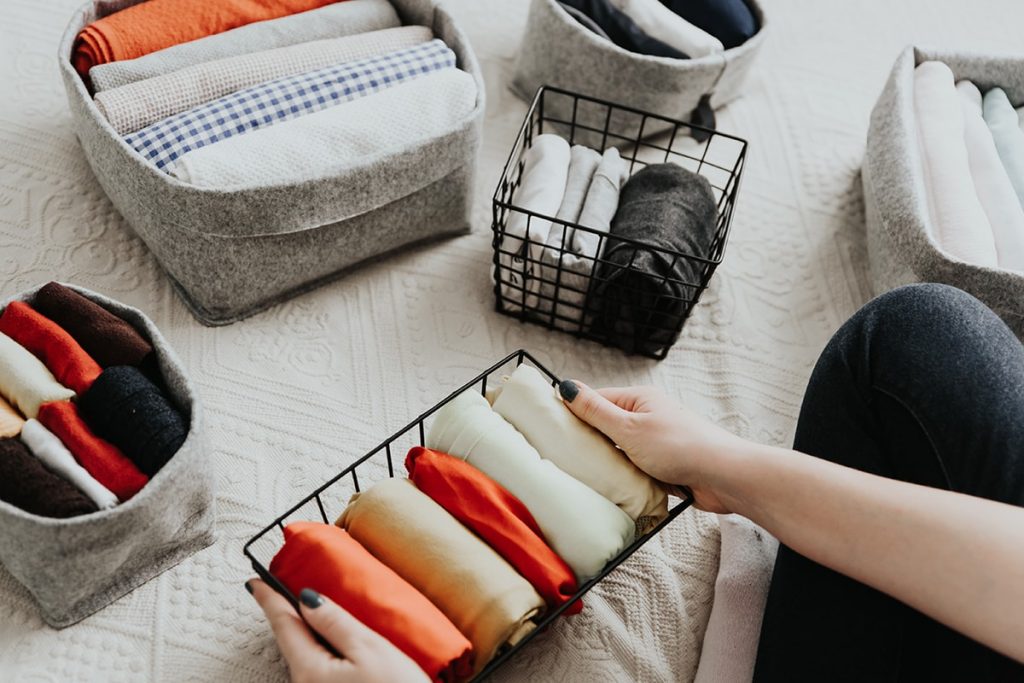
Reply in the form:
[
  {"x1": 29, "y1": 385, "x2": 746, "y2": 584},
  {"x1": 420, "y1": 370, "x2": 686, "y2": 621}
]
[
  {"x1": 247, "y1": 579, "x2": 428, "y2": 683},
  {"x1": 558, "y1": 380, "x2": 749, "y2": 514}
]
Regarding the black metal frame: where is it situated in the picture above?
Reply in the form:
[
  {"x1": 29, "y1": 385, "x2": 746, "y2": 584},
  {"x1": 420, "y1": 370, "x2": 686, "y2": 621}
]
[
  {"x1": 492, "y1": 87, "x2": 748, "y2": 360},
  {"x1": 243, "y1": 350, "x2": 693, "y2": 680}
]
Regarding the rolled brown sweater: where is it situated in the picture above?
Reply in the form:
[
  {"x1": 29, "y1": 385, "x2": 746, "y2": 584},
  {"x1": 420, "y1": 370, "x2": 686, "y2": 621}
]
[{"x1": 0, "y1": 437, "x2": 98, "y2": 518}]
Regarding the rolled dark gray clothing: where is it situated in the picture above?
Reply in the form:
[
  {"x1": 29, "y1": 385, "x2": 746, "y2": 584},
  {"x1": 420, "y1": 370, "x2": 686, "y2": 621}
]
[
  {"x1": 591, "y1": 163, "x2": 718, "y2": 354},
  {"x1": 79, "y1": 366, "x2": 188, "y2": 477}
]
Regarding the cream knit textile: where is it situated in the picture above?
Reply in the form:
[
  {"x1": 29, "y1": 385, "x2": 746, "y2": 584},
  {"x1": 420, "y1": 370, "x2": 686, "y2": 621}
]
[
  {"x1": 489, "y1": 364, "x2": 668, "y2": 530},
  {"x1": 172, "y1": 67, "x2": 477, "y2": 188},
  {"x1": 608, "y1": 0, "x2": 723, "y2": 57},
  {"x1": 0, "y1": 332, "x2": 74, "y2": 419},
  {"x1": 95, "y1": 26, "x2": 434, "y2": 135},
  {"x1": 20, "y1": 419, "x2": 119, "y2": 510},
  {"x1": 427, "y1": 390, "x2": 635, "y2": 581}
]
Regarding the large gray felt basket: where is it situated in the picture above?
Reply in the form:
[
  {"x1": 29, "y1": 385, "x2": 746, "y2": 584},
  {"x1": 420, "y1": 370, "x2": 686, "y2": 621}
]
[
  {"x1": 0, "y1": 284, "x2": 215, "y2": 628},
  {"x1": 863, "y1": 46, "x2": 1024, "y2": 339},
  {"x1": 59, "y1": 0, "x2": 485, "y2": 325},
  {"x1": 512, "y1": 0, "x2": 767, "y2": 146}
]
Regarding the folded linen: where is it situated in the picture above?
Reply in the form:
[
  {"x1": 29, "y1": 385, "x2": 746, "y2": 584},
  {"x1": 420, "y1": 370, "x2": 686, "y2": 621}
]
[
  {"x1": 125, "y1": 39, "x2": 456, "y2": 172},
  {"x1": 89, "y1": 0, "x2": 401, "y2": 92},
  {"x1": 0, "y1": 396, "x2": 23, "y2": 438},
  {"x1": 337, "y1": 478, "x2": 545, "y2": 673},
  {"x1": 79, "y1": 366, "x2": 187, "y2": 477},
  {"x1": 660, "y1": 0, "x2": 758, "y2": 50},
  {"x1": 20, "y1": 419, "x2": 119, "y2": 511},
  {"x1": 608, "y1": 0, "x2": 723, "y2": 58},
  {"x1": 427, "y1": 390, "x2": 635, "y2": 581},
  {"x1": 406, "y1": 446, "x2": 581, "y2": 615},
  {"x1": 37, "y1": 400, "x2": 148, "y2": 502},
  {"x1": 0, "y1": 301, "x2": 101, "y2": 395},
  {"x1": 957, "y1": 82, "x2": 1024, "y2": 272},
  {"x1": 73, "y1": 0, "x2": 339, "y2": 77},
  {"x1": 490, "y1": 365, "x2": 668, "y2": 530},
  {"x1": 591, "y1": 163, "x2": 719, "y2": 355},
  {"x1": 558, "y1": 0, "x2": 689, "y2": 60},
  {"x1": 0, "y1": 331, "x2": 75, "y2": 419},
  {"x1": 499, "y1": 134, "x2": 571, "y2": 311},
  {"x1": 0, "y1": 437, "x2": 98, "y2": 518},
  {"x1": 270, "y1": 522, "x2": 474, "y2": 683},
  {"x1": 983, "y1": 88, "x2": 1024, "y2": 210},
  {"x1": 32, "y1": 282, "x2": 153, "y2": 369},
  {"x1": 913, "y1": 62, "x2": 997, "y2": 267},
  {"x1": 96, "y1": 25, "x2": 433, "y2": 135},
  {"x1": 173, "y1": 67, "x2": 478, "y2": 188}
]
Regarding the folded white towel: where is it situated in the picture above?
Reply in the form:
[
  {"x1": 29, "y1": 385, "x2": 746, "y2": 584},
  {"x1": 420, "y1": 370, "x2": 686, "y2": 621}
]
[
  {"x1": 983, "y1": 88, "x2": 1024, "y2": 209},
  {"x1": 608, "y1": 0, "x2": 724, "y2": 58},
  {"x1": 913, "y1": 62, "x2": 997, "y2": 267},
  {"x1": 956, "y1": 81, "x2": 1024, "y2": 272},
  {"x1": 96, "y1": 26, "x2": 433, "y2": 135},
  {"x1": 172, "y1": 68, "x2": 478, "y2": 189},
  {"x1": 20, "y1": 419, "x2": 118, "y2": 510}
]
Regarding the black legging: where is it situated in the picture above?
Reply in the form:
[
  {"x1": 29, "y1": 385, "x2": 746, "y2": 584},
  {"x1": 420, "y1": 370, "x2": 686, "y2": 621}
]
[{"x1": 754, "y1": 283, "x2": 1024, "y2": 682}]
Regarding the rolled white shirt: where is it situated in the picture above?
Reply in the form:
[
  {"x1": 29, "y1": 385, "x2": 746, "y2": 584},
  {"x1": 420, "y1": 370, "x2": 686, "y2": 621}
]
[{"x1": 21, "y1": 418, "x2": 119, "y2": 509}]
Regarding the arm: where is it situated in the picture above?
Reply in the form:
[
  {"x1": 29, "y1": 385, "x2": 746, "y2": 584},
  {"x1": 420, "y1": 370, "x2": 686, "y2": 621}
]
[{"x1": 559, "y1": 380, "x2": 1024, "y2": 664}]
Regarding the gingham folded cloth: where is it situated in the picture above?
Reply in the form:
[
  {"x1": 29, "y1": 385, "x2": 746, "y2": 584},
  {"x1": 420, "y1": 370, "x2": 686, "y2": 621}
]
[
  {"x1": 124, "y1": 39, "x2": 456, "y2": 173},
  {"x1": 97, "y1": 25, "x2": 433, "y2": 135}
]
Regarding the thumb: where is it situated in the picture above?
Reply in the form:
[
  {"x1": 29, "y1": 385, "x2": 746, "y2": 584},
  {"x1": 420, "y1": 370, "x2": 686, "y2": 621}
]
[
  {"x1": 558, "y1": 379, "x2": 632, "y2": 441},
  {"x1": 297, "y1": 588, "x2": 374, "y2": 658}
]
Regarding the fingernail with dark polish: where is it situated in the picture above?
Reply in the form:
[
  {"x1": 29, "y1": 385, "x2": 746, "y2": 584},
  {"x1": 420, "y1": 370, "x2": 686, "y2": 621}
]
[
  {"x1": 244, "y1": 580, "x2": 253, "y2": 595},
  {"x1": 300, "y1": 588, "x2": 323, "y2": 609},
  {"x1": 558, "y1": 379, "x2": 579, "y2": 402}
]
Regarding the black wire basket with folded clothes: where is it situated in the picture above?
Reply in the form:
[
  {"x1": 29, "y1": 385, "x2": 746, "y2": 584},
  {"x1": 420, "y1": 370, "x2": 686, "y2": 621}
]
[
  {"x1": 492, "y1": 86, "x2": 748, "y2": 360},
  {"x1": 244, "y1": 349, "x2": 693, "y2": 681}
]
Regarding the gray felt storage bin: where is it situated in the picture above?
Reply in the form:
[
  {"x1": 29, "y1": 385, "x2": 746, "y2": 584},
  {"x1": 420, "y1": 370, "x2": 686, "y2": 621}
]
[
  {"x1": 863, "y1": 46, "x2": 1024, "y2": 338},
  {"x1": 58, "y1": 0, "x2": 485, "y2": 325},
  {"x1": 0, "y1": 284, "x2": 214, "y2": 628},
  {"x1": 511, "y1": 0, "x2": 767, "y2": 146}
]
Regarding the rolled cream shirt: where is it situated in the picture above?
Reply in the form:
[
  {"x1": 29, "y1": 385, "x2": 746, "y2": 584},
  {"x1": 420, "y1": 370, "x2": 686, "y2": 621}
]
[
  {"x1": 427, "y1": 390, "x2": 635, "y2": 581},
  {"x1": 608, "y1": 0, "x2": 723, "y2": 58},
  {"x1": 337, "y1": 478, "x2": 543, "y2": 673},
  {"x1": 490, "y1": 364, "x2": 668, "y2": 531},
  {"x1": 20, "y1": 419, "x2": 119, "y2": 510},
  {"x1": 0, "y1": 331, "x2": 75, "y2": 419},
  {"x1": 0, "y1": 395, "x2": 24, "y2": 438}
]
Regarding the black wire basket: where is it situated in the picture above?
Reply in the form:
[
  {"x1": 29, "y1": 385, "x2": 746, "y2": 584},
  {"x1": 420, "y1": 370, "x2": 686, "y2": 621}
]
[
  {"x1": 243, "y1": 349, "x2": 693, "y2": 680},
  {"x1": 492, "y1": 87, "x2": 748, "y2": 360}
]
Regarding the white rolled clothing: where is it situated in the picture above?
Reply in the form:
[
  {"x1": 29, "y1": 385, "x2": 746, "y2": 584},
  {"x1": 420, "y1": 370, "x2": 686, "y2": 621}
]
[
  {"x1": 0, "y1": 332, "x2": 74, "y2": 419},
  {"x1": 983, "y1": 87, "x2": 1024, "y2": 209},
  {"x1": 21, "y1": 419, "x2": 119, "y2": 510},
  {"x1": 427, "y1": 390, "x2": 635, "y2": 581},
  {"x1": 608, "y1": 0, "x2": 724, "y2": 58},
  {"x1": 956, "y1": 81, "x2": 1024, "y2": 272},
  {"x1": 172, "y1": 68, "x2": 479, "y2": 188},
  {"x1": 912, "y1": 62, "x2": 997, "y2": 267},
  {"x1": 489, "y1": 364, "x2": 668, "y2": 530}
]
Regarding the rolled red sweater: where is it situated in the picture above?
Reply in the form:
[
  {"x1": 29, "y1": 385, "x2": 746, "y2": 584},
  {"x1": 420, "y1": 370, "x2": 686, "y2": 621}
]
[
  {"x1": 37, "y1": 401, "x2": 148, "y2": 502},
  {"x1": 270, "y1": 522, "x2": 474, "y2": 682},
  {"x1": 406, "y1": 446, "x2": 582, "y2": 615},
  {"x1": 0, "y1": 301, "x2": 101, "y2": 395}
]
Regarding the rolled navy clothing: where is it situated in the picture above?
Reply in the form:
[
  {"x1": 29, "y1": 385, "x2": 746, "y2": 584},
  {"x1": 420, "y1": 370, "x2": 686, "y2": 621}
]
[
  {"x1": 591, "y1": 163, "x2": 719, "y2": 355},
  {"x1": 0, "y1": 437, "x2": 98, "y2": 518},
  {"x1": 0, "y1": 331, "x2": 75, "y2": 420},
  {"x1": 659, "y1": 0, "x2": 758, "y2": 49},
  {"x1": 558, "y1": 0, "x2": 689, "y2": 60},
  {"x1": 21, "y1": 419, "x2": 119, "y2": 511},
  {"x1": 0, "y1": 300, "x2": 101, "y2": 395},
  {"x1": 79, "y1": 366, "x2": 187, "y2": 477}
]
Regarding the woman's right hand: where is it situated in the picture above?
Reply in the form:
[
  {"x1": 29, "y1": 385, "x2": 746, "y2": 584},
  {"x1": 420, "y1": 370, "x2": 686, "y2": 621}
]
[{"x1": 558, "y1": 380, "x2": 750, "y2": 514}]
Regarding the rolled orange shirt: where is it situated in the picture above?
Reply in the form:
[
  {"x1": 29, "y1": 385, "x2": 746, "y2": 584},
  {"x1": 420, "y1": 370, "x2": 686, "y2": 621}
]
[
  {"x1": 73, "y1": 0, "x2": 344, "y2": 77},
  {"x1": 406, "y1": 446, "x2": 582, "y2": 615},
  {"x1": 0, "y1": 300, "x2": 101, "y2": 395},
  {"x1": 269, "y1": 522, "x2": 474, "y2": 683}
]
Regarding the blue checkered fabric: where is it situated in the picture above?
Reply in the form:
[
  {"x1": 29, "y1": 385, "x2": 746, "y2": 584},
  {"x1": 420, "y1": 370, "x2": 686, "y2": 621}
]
[{"x1": 124, "y1": 39, "x2": 457, "y2": 173}]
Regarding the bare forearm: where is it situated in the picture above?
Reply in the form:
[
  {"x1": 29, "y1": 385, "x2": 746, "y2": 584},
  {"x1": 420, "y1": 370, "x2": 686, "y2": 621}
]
[{"x1": 714, "y1": 442, "x2": 1024, "y2": 663}]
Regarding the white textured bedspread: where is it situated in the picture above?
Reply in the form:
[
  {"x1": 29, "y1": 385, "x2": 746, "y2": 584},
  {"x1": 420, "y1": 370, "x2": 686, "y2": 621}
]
[{"x1": 0, "y1": 0, "x2": 1021, "y2": 680}]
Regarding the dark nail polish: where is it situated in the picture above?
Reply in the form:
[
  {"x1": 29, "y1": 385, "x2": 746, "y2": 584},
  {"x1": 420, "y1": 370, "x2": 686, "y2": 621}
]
[
  {"x1": 244, "y1": 580, "x2": 253, "y2": 595},
  {"x1": 299, "y1": 588, "x2": 323, "y2": 609},
  {"x1": 558, "y1": 379, "x2": 579, "y2": 402}
]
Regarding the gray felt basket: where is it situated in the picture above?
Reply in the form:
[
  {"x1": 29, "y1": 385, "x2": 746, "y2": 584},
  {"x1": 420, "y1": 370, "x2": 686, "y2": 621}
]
[
  {"x1": 58, "y1": 0, "x2": 485, "y2": 325},
  {"x1": 863, "y1": 46, "x2": 1024, "y2": 339},
  {"x1": 0, "y1": 284, "x2": 214, "y2": 628},
  {"x1": 511, "y1": 0, "x2": 767, "y2": 147}
]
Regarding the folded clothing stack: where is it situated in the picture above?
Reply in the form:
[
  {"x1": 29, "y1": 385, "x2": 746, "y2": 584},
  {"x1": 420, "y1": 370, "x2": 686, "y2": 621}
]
[
  {"x1": 269, "y1": 363, "x2": 670, "y2": 681},
  {"x1": 0, "y1": 282, "x2": 188, "y2": 518},
  {"x1": 496, "y1": 132, "x2": 720, "y2": 355},
  {"x1": 73, "y1": 0, "x2": 479, "y2": 189},
  {"x1": 912, "y1": 61, "x2": 1024, "y2": 273}
]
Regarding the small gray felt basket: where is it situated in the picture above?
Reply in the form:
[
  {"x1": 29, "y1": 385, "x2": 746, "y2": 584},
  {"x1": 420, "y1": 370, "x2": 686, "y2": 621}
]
[
  {"x1": 0, "y1": 284, "x2": 214, "y2": 628},
  {"x1": 59, "y1": 0, "x2": 485, "y2": 325},
  {"x1": 863, "y1": 46, "x2": 1024, "y2": 339}
]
